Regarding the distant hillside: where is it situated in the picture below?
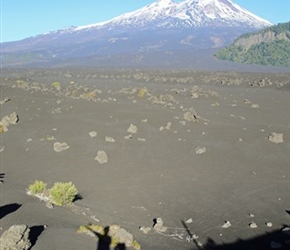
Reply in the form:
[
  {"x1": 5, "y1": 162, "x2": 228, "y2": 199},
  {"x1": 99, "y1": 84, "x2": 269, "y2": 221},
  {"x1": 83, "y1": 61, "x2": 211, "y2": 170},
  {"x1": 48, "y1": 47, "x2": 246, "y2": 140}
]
[{"x1": 215, "y1": 22, "x2": 290, "y2": 67}]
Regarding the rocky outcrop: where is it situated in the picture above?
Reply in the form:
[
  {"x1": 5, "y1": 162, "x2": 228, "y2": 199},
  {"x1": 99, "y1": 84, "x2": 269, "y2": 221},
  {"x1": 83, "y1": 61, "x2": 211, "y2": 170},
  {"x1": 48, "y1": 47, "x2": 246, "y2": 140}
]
[
  {"x1": 53, "y1": 142, "x2": 70, "y2": 152},
  {"x1": 0, "y1": 225, "x2": 31, "y2": 250},
  {"x1": 0, "y1": 97, "x2": 10, "y2": 105},
  {"x1": 234, "y1": 31, "x2": 290, "y2": 49},
  {"x1": 268, "y1": 132, "x2": 284, "y2": 144},
  {"x1": 153, "y1": 218, "x2": 167, "y2": 232},
  {"x1": 127, "y1": 124, "x2": 138, "y2": 134},
  {"x1": 0, "y1": 112, "x2": 19, "y2": 133},
  {"x1": 94, "y1": 150, "x2": 108, "y2": 164}
]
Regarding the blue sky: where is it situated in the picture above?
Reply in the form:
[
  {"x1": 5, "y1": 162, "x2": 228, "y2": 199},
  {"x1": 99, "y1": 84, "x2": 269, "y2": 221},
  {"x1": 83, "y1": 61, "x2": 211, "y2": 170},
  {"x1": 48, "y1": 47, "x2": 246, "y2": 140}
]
[{"x1": 0, "y1": 0, "x2": 289, "y2": 42}]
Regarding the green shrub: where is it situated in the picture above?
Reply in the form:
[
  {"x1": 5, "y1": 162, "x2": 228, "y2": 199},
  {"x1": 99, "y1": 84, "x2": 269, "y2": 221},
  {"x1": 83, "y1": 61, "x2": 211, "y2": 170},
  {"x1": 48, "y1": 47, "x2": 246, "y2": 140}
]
[
  {"x1": 28, "y1": 180, "x2": 47, "y2": 194},
  {"x1": 49, "y1": 182, "x2": 78, "y2": 206},
  {"x1": 51, "y1": 81, "x2": 61, "y2": 88}
]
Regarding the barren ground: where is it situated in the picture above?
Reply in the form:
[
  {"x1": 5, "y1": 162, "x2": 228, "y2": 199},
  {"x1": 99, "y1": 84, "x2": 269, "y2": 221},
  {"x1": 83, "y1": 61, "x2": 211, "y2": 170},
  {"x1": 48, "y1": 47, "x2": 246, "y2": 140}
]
[{"x1": 0, "y1": 68, "x2": 289, "y2": 250}]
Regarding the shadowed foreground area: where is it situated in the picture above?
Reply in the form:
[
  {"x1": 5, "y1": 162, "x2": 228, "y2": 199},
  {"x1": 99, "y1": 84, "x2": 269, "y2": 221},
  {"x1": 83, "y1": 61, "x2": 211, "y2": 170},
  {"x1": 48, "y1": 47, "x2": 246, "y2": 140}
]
[
  {"x1": 0, "y1": 203, "x2": 22, "y2": 219},
  {"x1": 201, "y1": 227, "x2": 290, "y2": 250}
]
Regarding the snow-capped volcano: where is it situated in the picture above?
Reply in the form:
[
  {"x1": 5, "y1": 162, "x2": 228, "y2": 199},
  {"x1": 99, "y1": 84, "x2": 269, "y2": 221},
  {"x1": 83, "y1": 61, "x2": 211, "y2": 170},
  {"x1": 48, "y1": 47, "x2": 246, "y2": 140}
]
[
  {"x1": 1, "y1": 0, "x2": 273, "y2": 67},
  {"x1": 75, "y1": 0, "x2": 271, "y2": 31}
]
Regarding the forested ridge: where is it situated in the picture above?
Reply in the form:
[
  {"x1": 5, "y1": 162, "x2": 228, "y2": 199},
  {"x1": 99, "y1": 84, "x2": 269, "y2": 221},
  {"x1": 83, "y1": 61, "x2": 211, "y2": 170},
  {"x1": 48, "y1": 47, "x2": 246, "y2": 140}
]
[{"x1": 215, "y1": 22, "x2": 290, "y2": 67}]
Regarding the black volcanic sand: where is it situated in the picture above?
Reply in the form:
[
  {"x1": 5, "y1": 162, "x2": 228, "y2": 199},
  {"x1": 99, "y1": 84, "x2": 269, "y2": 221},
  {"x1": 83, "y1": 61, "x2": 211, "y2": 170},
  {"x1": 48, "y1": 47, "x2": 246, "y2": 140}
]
[{"x1": 0, "y1": 68, "x2": 289, "y2": 250}]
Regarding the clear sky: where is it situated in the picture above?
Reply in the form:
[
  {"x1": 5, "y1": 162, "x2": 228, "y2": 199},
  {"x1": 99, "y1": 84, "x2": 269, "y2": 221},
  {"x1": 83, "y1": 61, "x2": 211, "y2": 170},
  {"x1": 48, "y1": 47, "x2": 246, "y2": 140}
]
[{"x1": 0, "y1": 0, "x2": 289, "y2": 42}]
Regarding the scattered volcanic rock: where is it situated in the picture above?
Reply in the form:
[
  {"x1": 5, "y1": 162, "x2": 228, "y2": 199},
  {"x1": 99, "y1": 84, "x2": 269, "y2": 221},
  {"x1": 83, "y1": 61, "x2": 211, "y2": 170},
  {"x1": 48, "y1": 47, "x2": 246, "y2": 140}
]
[
  {"x1": 0, "y1": 112, "x2": 19, "y2": 133},
  {"x1": 268, "y1": 132, "x2": 284, "y2": 144},
  {"x1": 251, "y1": 104, "x2": 259, "y2": 108},
  {"x1": 53, "y1": 142, "x2": 70, "y2": 152},
  {"x1": 0, "y1": 97, "x2": 10, "y2": 105},
  {"x1": 183, "y1": 108, "x2": 198, "y2": 122},
  {"x1": 127, "y1": 124, "x2": 138, "y2": 134},
  {"x1": 7, "y1": 112, "x2": 19, "y2": 125},
  {"x1": 89, "y1": 131, "x2": 97, "y2": 138},
  {"x1": 124, "y1": 134, "x2": 133, "y2": 140},
  {"x1": 139, "y1": 226, "x2": 151, "y2": 234},
  {"x1": 221, "y1": 221, "x2": 231, "y2": 228},
  {"x1": 105, "y1": 136, "x2": 116, "y2": 142},
  {"x1": 95, "y1": 150, "x2": 108, "y2": 164},
  {"x1": 185, "y1": 218, "x2": 193, "y2": 224},
  {"x1": 196, "y1": 146, "x2": 206, "y2": 155},
  {"x1": 153, "y1": 218, "x2": 167, "y2": 232},
  {"x1": 249, "y1": 222, "x2": 258, "y2": 228}
]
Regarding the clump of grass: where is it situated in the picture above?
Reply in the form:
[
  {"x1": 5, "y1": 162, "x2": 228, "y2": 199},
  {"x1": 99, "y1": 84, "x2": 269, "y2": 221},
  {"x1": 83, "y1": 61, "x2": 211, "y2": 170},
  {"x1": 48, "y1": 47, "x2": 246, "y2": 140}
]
[
  {"x1": 49, "y1": 182, "x2": 78, "y2": 206},
  {"x1": 28, "y1": 180, "x2": 47, "y2": 194},
  {"x1": 78, "y1": 224, "x2": 104, "y2": 237},
  {"x1": 132, "y1": 240, "x2": 141, "y2": 250},
  {"x1": 138, "y1": 88, "x2": 147, "y2": 98},
  {"x1": 51, "y1": 81, "x2": 61, "y2": 88}
]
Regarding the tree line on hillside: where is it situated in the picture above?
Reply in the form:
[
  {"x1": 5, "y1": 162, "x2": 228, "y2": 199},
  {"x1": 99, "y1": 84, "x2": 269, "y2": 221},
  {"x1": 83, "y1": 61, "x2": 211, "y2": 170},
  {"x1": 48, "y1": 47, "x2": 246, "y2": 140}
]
[
  {"x1": 215, "y1": 40, "x2": 290, "y2": 67},
  {"x1": 215, "y1": 22, "x2": 290, "y2": 67}
]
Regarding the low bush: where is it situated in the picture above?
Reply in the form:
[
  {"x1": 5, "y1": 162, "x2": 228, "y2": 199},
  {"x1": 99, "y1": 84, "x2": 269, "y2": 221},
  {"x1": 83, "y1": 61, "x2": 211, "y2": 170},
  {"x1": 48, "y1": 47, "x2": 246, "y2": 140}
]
[
  {"x1": 49, "y1": 182, "x2": 78, "y2": 206},
  {"x1": 28, "y1": 180, "x2": 47, "y2": 194},
  {"x1": 51, "y1": 81, "x2": 61, "y2": 88}
]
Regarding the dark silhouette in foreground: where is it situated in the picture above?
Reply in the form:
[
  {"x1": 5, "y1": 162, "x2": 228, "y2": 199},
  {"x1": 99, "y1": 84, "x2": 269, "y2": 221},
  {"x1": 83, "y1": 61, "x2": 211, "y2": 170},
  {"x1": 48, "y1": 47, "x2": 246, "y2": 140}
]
[
  {"x1": 186, "y1": 211, "x2": 290, "y2": 250},
  {"x1": 202, "y1": 213, "x2": 290, "y2": 250},
  {"x1": 114, "y1": 243, "x2": 126, "y2": 250},
  {"x1": 185, "y1": 226, "x2": 290, "y2": 250},
  {"x1": 87, "y1": 225, "x2": 112, "y2": 250},
  {"x1": 28, "y1": 225, "x2": 46, "y2": 250},
  {"x1": 0, "y1": 203, "x2": 22, "y2": 219},
  {"x1": 0, "y1": 173, "x2": 5, "y2": 183},
  {"x1": 203, "y1": 227, "x2": 290, "y2": 250}
]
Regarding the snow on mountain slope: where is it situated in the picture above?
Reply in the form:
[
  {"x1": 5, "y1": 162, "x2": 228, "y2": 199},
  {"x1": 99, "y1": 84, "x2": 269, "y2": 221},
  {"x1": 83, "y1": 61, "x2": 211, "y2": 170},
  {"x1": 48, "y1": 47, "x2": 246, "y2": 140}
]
[{"x1": 74, "y1": 0, "x2": 272, "y2": 31}]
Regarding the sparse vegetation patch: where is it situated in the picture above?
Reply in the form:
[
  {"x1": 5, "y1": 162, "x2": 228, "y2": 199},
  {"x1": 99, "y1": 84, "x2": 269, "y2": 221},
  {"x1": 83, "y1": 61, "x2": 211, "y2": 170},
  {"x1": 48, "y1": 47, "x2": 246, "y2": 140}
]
[
  {"x1": 27, "y1": 180, "x2": 78, "y2": 206},
  {"x1": 49, "y1": 182, "x2": 78, "y2": 206},
  {"x1": 28, "y1": 180, "x2": 47, "y2": 195}
]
